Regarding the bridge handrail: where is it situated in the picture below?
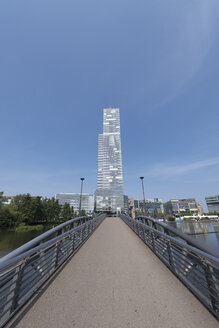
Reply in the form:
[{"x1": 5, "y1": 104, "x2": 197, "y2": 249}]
[
  {"x1": 0, "y1": 213, "x2": 106, "y2": 328},
  {"x1": 133, "y1": 215, "x2": 219, "y2": 259},
  {"x1": 0, "y1": 214, "x2": 101, "y2": 264},
  {"x1": 120, "y1": 213, "x2": 219, "y2": 320}
]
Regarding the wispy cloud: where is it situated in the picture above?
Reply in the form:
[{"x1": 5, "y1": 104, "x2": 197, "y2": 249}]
[
  {"x1": 147, "y1": 157, "x2": 219, "y2": 178},
  {"x1": 146, "y1": 1, "x2": 217, "y2": 111}
]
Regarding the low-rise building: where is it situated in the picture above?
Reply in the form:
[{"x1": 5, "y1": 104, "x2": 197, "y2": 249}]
[
  {"x1": 2, "y1": 196, "x2": 14, "y2": 205},
  {"x1": 55, "y1": 193, "x2": 94, "y2": 215},
  {"x1": 139, "y1": 198, "x2": 164, "y2": 216},
  {"x1": 128, "y1": 198, "x2": 164, "y2": 217},
  {"x1": 205, "y1": 195, "x2": 219, "y2": 213},
  {"x1": 164, "y1": 199, "x2": 203, "y2": 215}
]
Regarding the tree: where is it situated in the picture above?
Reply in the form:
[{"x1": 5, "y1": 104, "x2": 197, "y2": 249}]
[
  {"x1": 13, "y1": 194, "x2": 32, "y2": 223},
  {"x1": 13, "y1": 194, "x2": 44, "y2": 225},
  {"x1": 167, "y1": 216, "x2": 175, "y2": 222},
  {"x1": 52, "y1": 198, "x2": 62, "y2": 221},
  {"x1": 0, "y1": 204, "x2": 18, "y2": 227},
  {"x1": 25, "y1": 196, "x2": 45, "y2": 225},
  {"x1": 80, "y1": 209, "x2": 86, "y2": 217},
  {"x1": 0, "y1": 192, "x2": 4, "y2": 207},
  {"x1": 61, "y1": 203, "x2": 73, "y2": 222}
]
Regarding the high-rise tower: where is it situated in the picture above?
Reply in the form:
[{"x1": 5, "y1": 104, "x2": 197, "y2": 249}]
[{"x1": 96, "y1": 108, "x2": 124, "y2": 213}]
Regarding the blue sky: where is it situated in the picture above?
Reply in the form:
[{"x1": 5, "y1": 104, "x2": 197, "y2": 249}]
[{"x1": 1, "y1": 0, "x2": 219, "y2": 210}]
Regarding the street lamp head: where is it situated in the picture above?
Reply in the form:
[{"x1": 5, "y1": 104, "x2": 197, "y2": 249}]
[
  {"x1": 80, "y1": 178, "x2": 85, "y2": 181},
  {"x1": 140, "y1": 176, "x2": 144, "y2": 180}
]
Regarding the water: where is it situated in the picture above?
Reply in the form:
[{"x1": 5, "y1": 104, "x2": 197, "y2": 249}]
[
  {"x1": 167, "y1": 221, "x2": 219, "y2": 253},
  {"x1": 1, "y1": 221, "x2": 219, "y2": 259},
  {"x1": 0, "y1": 227, "x2": 50, "y2": 258}
]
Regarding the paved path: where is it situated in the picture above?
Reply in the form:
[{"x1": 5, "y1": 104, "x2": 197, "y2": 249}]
[{"x1": 8, "y1": 217, "x2": 218, "y2": 328}]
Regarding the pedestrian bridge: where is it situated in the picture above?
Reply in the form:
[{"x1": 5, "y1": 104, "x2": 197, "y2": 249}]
[{"x1": 0, "y1": 215, "x2": 219, "y2": 328}]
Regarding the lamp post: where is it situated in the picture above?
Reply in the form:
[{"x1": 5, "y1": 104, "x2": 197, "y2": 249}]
[
  {"x1": 140, "y1": 176, "x2": 146, "y2": 215},
  {"x1": 79, "y1": 178, "x2": 85, "y2": 216}
]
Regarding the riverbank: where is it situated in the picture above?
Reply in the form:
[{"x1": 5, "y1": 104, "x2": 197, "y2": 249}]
[{"x1": 15, "y1": 223, "x2": 45, "y2": 232}]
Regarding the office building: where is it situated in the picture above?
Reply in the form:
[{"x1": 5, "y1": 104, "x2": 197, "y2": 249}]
[
  {"x1": 164, "y1": 199, "x2": 203, "y2": 215},
  {"x1": 205, "y1": 195, "x2": 219, "y2": 213},
  {"x1": 134, "y1": 199, "x2": 140, "y2": 211},
  {"x1": 139, "y1": 198, "x2": 164, "y2": 216},
  {"x1": 147, "y1": 198, "x2": 164, "y2": 215},
  {"x1": 96, "y1": 108, "x2": 124, "y2": 212},
  {"x1": 128, "y1": 198, "x2": 135, "y2": 218},
  {"x1": 124, "y1": 195, "x2": 129, "y2": 213},
  {"x1": 55, "y1": 193, "x2": 94, "y2": 215}
]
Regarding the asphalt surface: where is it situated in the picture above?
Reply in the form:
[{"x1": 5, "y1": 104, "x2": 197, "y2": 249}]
[{"x1": 8, "y1": 217, "x2": 218, "y2": 328}]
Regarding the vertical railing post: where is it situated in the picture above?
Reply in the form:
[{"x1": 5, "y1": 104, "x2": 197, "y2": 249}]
[
  {"x1": 10, "y1": 260, "x2": 27, "y2": 314},
  {"x1": 203, "y1": 262, "x2": 219, "y2": 318},
  {"x1": 71, "y1": 231, "x2": 75, "y2": 253},
  {"x1": 151, "y1": 231, "x2": 156, "y2": 252},
  {"x1": 166, "y1": 240, "x2": 176, "y2": 272},
  {"x1": 165, "y1": 230, "x2": 176, "y2": 273},
  {"x1": 54, "y1": 241, "x2": 60, "y2": 269}
]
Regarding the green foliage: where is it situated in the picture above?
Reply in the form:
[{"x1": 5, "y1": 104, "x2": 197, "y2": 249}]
[
  {"x1": 199, "y1": 217, "x2": 210, "y2": 221},
  {"x1": 0, "y1": 193, "x2": 67, "y2": 228},
  {"x1": 15, "y1": 223, "x2": 44, "y2": 232},
  {"x1": 182, "y1": 217, "x2": 194, "y2": 221},
  {"x1": 91, "y1": 211, "x2": 95, "y2": 218},
  {"x1": 179, "y1": 212, "x2": 193, "y2": 216},
  {"x1": 80, "y1": 209, "x2": 86, "y2": 216},
  {"x1": 0, "y1": 204, "x2": 17, "y2": 227},
  {"x1": 167, "y1": 216, "x2": 175, "y2": 222},
  {"x1": 43, "y1": 198, "x2": 61, "y2": 223},
  {"x1": 60, "y1": 203, "x2": 74, "y2": 222},
  {"x1": 0, "y1": 192, "x2": 4, "y2": 207},
  {"x1": 209, "y1": 212, "x2": 219, "y2": 216}
]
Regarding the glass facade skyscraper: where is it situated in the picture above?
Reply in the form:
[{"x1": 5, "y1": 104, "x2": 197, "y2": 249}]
[{"x1": 96, "y1": 108, "x2": 124, "y2": 213}]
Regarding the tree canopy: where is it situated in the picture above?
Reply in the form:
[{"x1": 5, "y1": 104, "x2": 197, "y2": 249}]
[{"x1": 0, "y1": 193, "x2": 83, "y2": 228}]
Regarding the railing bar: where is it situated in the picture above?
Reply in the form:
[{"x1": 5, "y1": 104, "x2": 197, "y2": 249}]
[
  {"x1": 169, "y1": 249, "x2": 219, "y2": 286},
  {"x1": 0, "y1": 214, "x2": 105, "y2": 328},
  {"x1": 0, "y1": 224, "x2": 89, "y2": 272},
  {"x1": 0, "y1": 262, "x2": 22, "y2": 280},
  {"x1": 21, "y1": 254, "x2": 56, "y2": 278},
  {"x1": 0, "y1": 216, "x2": 95, "y2": 265},
  {"x1": 173, "y1": 265, "x2": 211, "y2": 292},
  {"x1": 120, "y1": 215, "x2": 219, "y2": 319},
  {"x1": 131, "y1": 218, "x2": 219, "y2": 263},
  {"x1": 0, "y1": 294, "x2": 15, "y2": 312},
  {"x1": 19, "y1": 267, "x2": 55, "y2": 298},
  {"x1": 0, "y1": 278, "x2": 18, "y2": 295},
  {"x1": 21, "y1": 257, "x2": 57, "y2": 286},
  {"x1": 134, "y1": 216, "x2": 219, "y2": 259},
  {"x1": 141, "y1": 228, "x2": 218, "y2": 292},
  {"x1": 0, "y1": 307, "x2": 11, "y2": 322},
  {"x1": 22, "y1": 249, "x2": 56, "y2": 271}
]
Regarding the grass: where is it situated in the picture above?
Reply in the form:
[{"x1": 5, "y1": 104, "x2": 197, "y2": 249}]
[{"x1": 15, "y1": 223, "x2": 44, "y2": 232}]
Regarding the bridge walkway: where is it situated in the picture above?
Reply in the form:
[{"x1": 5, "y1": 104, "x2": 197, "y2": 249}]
[{"x1": 7, "y1": 217, "x2": 218, "y2": 328}]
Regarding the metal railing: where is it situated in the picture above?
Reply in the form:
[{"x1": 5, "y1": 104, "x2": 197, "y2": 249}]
[
  {"x1": 0, "y1": 213, "x2": 106, "y2": 327},
  {"x1": 120, "y1": 214, "x2": 219, "y2": 320}
]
